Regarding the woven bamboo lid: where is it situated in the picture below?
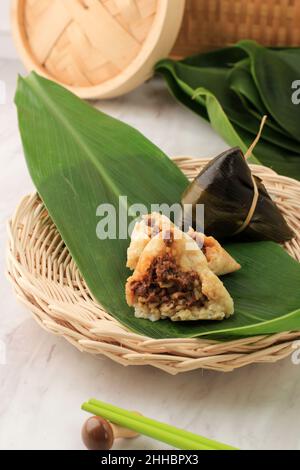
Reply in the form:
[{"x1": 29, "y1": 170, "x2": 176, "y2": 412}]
[{"x1": 12, "y1": 0, "x2": 185, "y2": 99}]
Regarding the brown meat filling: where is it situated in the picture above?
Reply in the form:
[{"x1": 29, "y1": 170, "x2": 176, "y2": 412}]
[{"x1": 131, "y1": 253, "x2": 206, "y2": 310}]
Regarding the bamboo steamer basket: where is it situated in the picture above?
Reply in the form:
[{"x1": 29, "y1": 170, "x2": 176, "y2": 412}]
[
  {"x1": 7, "y1": 157, "x2": 300, "y2": 374},
  {"x1": 11, "y1": 0, "x2": 185, "y2": 99},
  {"x1": 12, "y1": 1, "x2": 300, "y2": 99},
  {"x1": 172, "y1": 0, "x2": 300, "y2": 57}
]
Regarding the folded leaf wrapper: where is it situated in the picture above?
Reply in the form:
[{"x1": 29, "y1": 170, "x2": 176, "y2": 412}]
[{"x1": 182, "y1": 147, "x2": 294, "y2": 243}]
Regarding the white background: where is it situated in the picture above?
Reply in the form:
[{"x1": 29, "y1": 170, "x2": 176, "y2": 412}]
[
  {"x1": 0, "y1": 0, "x2": 10, "y2": 30},
  {"x1": 0, "y1": 0, "x2": 17, "y2": 58}
]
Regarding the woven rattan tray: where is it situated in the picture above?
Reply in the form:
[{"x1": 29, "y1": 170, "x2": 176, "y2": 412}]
[
  {"x1": 173, "y1": 0, "x2": 300, "y2": 57},
  {"x1": 7, "y1": 157, "x2": 300, "y2": 374}
]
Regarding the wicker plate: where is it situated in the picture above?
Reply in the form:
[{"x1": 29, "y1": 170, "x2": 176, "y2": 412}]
[{"x1": 7, "y1": 157, "x2": 300, "y2": 374}]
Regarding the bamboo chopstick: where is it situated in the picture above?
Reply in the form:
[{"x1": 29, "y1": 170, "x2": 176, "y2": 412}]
[{"x1": 82, "y1": 399, "x2": 237, "y2": 450}]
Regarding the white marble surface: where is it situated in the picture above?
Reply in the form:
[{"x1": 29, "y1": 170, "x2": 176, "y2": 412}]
[{"x1": 1, "y1": 59, "x2": 300, "y2": 451}]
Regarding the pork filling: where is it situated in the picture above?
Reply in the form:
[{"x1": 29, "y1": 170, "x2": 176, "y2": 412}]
[{"x1": 130, "y1": 253, "x2": 207, "y2": 312}]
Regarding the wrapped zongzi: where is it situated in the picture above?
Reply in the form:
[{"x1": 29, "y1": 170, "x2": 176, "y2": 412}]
[{"x1": 181, "y1": 147, "x2": 294, "y2": 243}]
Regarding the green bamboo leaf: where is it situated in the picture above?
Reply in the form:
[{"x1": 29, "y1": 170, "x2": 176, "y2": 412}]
[
  {"x1": 238, "y1": 40, "x2": 300, "y2": 143},
  {"x1": 229, "y1": 60, "x2": 293, "y2": 139},
  {"x1": 180, "y1": 45, "x2": 300, "y2": 144},
  {"x1": 158, "y1": 59, "x2": 300, "y2": 154},
  {"x1": 180, "y1": 46, "x2": 247, "y2": 68},
  {"x1": 192, "y1": 87, "x2": 259, "y2": 163},
  {"x1": 229, "y1": 59, "x2": 266, "y2": 114},
  {"x1": 155, "y1": 64, "x2": 209, "y2": 120},
  {"x1": 156, "y1": 56, "x2": 300, "y2": 178},
  {"x1": 15, "y1": 73, "x2": 300, "y2": 339},
  {"x1": 232, "y1": 123, "x2": 300, "y2": 180},
  {"x1": 155, "y1": 60, "x2": 259, "y2": 163},
  {"x1": 15, "y1": 72, "x2": 187, "y2": 338}
]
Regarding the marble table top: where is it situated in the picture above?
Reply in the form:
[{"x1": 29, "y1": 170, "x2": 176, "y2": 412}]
[{"x1": 0, "y1": 59, "x2": 300, "y2": 451}]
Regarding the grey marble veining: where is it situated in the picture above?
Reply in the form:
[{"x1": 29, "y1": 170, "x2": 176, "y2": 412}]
[{"x1": 0, "y1": 59, "x2": 299, "y2": 450}]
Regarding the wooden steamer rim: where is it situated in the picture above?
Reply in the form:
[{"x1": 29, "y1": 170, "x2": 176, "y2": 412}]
[{"x1": 12, "y1": 0, "x2": 185, "y2": 99}]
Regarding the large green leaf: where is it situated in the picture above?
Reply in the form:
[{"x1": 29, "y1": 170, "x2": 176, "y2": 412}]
[
  {"x1": 154, "y1": 60, "x2": 258, "y2": 163},
  {"x1": 181, "y1": 46, "x2": 247, "y2": 68},
  {"x1": 229, "y1": 61, "x2": 300, "y2": 142},
  {"x1": 192, "y1": 87, "x2": 259, "y2": 164},
  {"x1": 238, "y1": 41, "x2": 300, "y2": 143},
  {"x1": 15, "y1": 72, "x2": 187, "y2": 337},
  {"x1": 229, "y1": 59, "x2": 267, "y2": 115},
  {"x1": 156, "y1": 44, "x2": 300, "y2": 179},
  {"x1": 15, "y1": 73, "x2": 300, "y2": 339},
  {"x1": 232, "y1": 124, "x2": 300, "y2": 180},
  {"x1": 157, "y1": 59, "x2": 300, "y2": 155}
]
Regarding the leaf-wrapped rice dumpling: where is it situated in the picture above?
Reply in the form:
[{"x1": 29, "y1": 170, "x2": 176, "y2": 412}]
[
  {"x1": 181, "y1": 147, "x2": 294, "y2": 243},
  {"x1": 187, "y1": 227, "x2": 241, "y2": 275},
  {"x1": 127, "y1": 212, "x2": 240, "y2": 275},
  {"x1": 126, "y1": 227, "x2": 234, "y2": 322}
]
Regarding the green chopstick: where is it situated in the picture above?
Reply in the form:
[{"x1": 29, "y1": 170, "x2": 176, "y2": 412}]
[
  {"x1": 88, "y1": 399, "x2": 234, "y2": 450},
  {"x1": 82, "y1": 399, "x2": 237, "y2": 450},
  {"x1": 82, "y1": 403, "x2": 210, "y2": 450}
]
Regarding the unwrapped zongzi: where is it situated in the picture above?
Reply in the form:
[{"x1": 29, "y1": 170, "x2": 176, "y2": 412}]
[
  {"x1": 126, "y1": 226, "x2": 234, "y2": 322},
  {"x1": 127, "y1": 212, "x2": 240, "y2": 275}
]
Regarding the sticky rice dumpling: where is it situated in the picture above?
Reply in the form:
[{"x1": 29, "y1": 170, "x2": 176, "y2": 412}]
[
  {"x1": 126, "y1": 227, "x2": 234, "y2": 322},
  {"x1": 127, "y1": 212, "x2": 240, "y2": 276},
  {"x1": 187, "y1": 227, "x2": 241, "y2": 276},
  {"x1": 181, "y1": 147, "x2": 294, "y2": 243}
]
